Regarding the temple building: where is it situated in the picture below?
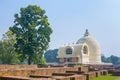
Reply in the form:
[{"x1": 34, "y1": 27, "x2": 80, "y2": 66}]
[{"x1": 57, "y1": 29, "x2": 101, "y2": 64}]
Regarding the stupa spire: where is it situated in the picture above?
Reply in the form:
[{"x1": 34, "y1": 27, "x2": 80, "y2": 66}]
[{"x1": 84, "y1": 29, "x2": 90, "y2": 37}]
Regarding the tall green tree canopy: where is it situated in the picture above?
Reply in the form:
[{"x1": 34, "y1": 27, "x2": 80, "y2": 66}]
[
  {"x1": 10, "y1": 5, "x2": 53, "y2": 65},
  {"x1": 0, "y1": 30, "x2": 20, "y2": 64}
]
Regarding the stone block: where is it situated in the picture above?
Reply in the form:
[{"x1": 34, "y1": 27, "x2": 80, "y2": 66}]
[
  {"x1": 52, "y1": 72, "x2": 75, "y2": 76},
  {"x1": 95, "y1": 71, "x2": 101, "y2": 77},
  {"x1": 102, "y1": 70, "x2": 108, "y2": 75},
  {"x1": 83, "y1": 72, "x2": 96, "y2": 80},
  {"x1": 0, "y1": 76, "x2": 30, "y2": 80},
  {"x1": 78, "y1": 66, "x2": 88, "y2": 72},
  {"x1": 52, "y1": 76, "x2": 70, "y2": 80},
  {"x1": 66, "y1": 71, "x2": 84, "y2": 74},
  {"x1": 70, "y1": 75, "x2": 86, "y2": 80}
]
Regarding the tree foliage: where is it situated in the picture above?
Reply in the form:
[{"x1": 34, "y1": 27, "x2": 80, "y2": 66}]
[
  {"x1": 101, "y1": 54, "x2": 120, "y2": 66},
  {"x1": 0, "y1": 30, "x2": 20, "y2": 64},
  {"x1": 10, "y1": 5, "x2": 53, "y2": 64},
  {"x1": 101, "y1": 54, "x2": 108, "y2": 62},
  {"x1": 44, "y1": 49, "x2": 58, "y2": 63}
]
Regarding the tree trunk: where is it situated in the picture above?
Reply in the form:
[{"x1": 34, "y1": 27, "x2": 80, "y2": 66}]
[{"x1": 28, "y1": 56, "x2": 32, "y2": 65}]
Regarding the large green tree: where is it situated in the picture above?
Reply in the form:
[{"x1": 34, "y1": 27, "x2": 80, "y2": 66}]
[
  {"x1": 10, "y1": 5, "x2": 53, "y2": 65},
  {"x1": 0, "y1": 30, "x2": 20, "y2": 64}
]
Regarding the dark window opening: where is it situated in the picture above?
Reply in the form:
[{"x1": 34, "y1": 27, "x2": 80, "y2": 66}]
[
  {"x1": 66, "y1": 48, "x2": 72, "y2": 54},
  {"x1": 83, "y1": 46, "x2": 88, "y2": 54}
]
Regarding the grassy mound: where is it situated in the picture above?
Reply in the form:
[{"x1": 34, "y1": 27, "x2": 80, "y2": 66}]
[{"x1": 91, "y1": 74, "x2": 119, "y2": 80}]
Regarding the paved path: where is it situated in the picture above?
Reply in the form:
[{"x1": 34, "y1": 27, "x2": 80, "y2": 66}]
[{"x1": 116, "y1": 77, "x2": 120, "y2": 80}]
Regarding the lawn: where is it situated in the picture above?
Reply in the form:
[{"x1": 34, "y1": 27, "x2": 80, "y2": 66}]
[{"x1": 91, "y1": 74, "x2": 119, "y2": 80}]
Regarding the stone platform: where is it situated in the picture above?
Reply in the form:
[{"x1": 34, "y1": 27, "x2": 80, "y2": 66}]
[{"x1": 0, "y1": 65, "x2": 108, "y2": 80}]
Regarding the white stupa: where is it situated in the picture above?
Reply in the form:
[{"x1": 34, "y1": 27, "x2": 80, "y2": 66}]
[{"x1": 57, "y1": 29, "x2": 102, "y2": 64}]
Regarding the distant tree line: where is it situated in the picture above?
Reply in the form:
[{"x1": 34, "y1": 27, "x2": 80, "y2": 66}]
[
  {"x1": 44, "y1": 49, "x2": 58, "y2": 63},
  {"x1": 101, "y1": 54, "x2": 120, "y2": 66}
]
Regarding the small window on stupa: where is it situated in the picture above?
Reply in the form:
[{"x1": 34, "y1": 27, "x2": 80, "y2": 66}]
[
  {"x1": 83, "y1": 46, "x2": 88, "y2": 54},
  {"x1": 66, "y1": 48, "x2": 72, "y2": 54}
]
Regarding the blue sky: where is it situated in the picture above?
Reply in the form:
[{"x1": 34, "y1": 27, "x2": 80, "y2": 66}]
[{"x1": 0, "y1": 0, "x2": 120, "y2": 57}]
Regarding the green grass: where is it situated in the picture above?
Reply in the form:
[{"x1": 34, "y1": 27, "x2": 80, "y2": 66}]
[{"x1": 91, "y1": 74, "x2": 119, "y2": 80}]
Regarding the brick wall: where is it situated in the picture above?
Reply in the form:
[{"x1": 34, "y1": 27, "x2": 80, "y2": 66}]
[
  {"x1": 0, "y1": 65, "x2": 108, "y2": 80},
  {"x1": 0, "y1": 65, "x2": 37, "y2": 70},
  {"x1": 0, "y1": 66, "x2": 88, "y2": 77}
]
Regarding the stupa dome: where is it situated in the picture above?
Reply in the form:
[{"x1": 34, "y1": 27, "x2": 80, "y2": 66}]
[{"x1": 76, "y1": 29, "x2": 101, "y2": 64}]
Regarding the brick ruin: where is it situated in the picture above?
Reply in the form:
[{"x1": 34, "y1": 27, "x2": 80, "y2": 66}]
[{"x1": 0, "y1": 65, "x2": 112, "y2": 80}]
